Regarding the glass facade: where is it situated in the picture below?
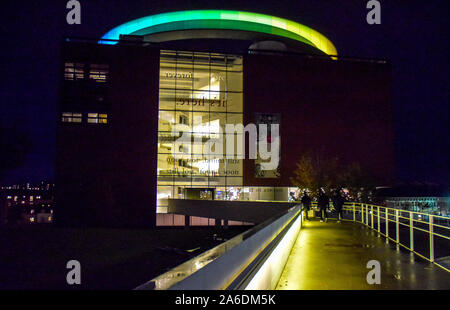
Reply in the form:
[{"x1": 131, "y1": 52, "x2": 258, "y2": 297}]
[{"x1": 157, "y1": 50, "x2": 244, "y2": 211}]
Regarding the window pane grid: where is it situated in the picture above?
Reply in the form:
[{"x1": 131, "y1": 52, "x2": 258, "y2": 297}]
[
  {"x1": 61, "y1": 112, "x2": 82, "y2": 123},
  {"x1": 88, "y1": 112, "x2": 108, "y2": 124},
  {"x1": 158, "y1": 50, "x2": 243, "y2": 199},
  {"x1": 64, "y1": 63, "x2": 84, "y2": 81}
]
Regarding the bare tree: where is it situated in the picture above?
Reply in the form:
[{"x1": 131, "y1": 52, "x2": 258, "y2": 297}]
[
  {"x1": 290, "y1": 152, "x2": 340, "y2": 197},
  {"x1": 340, "y1": 162, "x2": 377, "y2": 201},
  {"x1": 290, "y1": 152, "x2": 376, "y2": 201}
]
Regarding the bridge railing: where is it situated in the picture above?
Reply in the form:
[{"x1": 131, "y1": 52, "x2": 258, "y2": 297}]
[
  {"x1": 138, "y1": 201, "x2": 448, "y2": 290},
  {"x1": 338, "y1": 202, "x2": 450, "y2": 272},
  {"x1": 136, "y1": 205, "x2": 303, "y2": 290}
]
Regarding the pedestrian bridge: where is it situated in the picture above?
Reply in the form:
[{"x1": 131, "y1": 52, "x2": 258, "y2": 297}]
[{"x1": 137, "y1": 203, "x2": 450, "y2": 290}]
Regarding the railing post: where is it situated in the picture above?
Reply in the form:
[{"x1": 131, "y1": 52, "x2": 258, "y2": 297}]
[
  {"x1": 429, "y1": 215, "x2": 434, "y2": 262},
  {"x1": 364, "y1": 204, "x2": 367, "y2": 225},
  {"x1": 410, "y1": 212, "x2": 414, "y2": 251},
  {"x1": 361, "y1": 204, "x2": 364, "y2": 224},
  {"x1": 386, "y1": 208, "x2": 389, "y2": 238},
  {"x1": 366, "y1": 205, "x2": 369, "y2": 226},
  {"x1": 377, "y1": 206, "x2": 380, "y2": 233},
  {"x1": 395, "y1": 210, "x2": 399, "y2": 244},
  {"x1": 371, "y1": 205, "x2": 374, "y2": 229},
  {"x1": 363, "y1": 204, "x2": 366, "y2": 225},
  {"x1": 353, "y1": 203, "x2": 356, "y2": 222}
]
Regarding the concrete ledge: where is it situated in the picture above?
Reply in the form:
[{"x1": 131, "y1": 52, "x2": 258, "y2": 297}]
[
  {"x1": 167, "y1": 199, "x2": 297, "y2": 224},
  {"x1": 168, "y1": 206, "x2": 301, "y2": 290}
]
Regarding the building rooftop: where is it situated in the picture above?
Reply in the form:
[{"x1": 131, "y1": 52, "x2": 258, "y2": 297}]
[{"x1": 99, "y1": 10, "x2": 338, "y2": 57}]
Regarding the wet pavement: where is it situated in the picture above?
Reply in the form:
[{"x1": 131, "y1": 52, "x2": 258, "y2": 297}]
[{"x1": 276, "y1": 219, "x2": 450, "y2": 290}]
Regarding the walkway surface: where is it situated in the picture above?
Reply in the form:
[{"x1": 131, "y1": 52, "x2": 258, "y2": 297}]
[{"x1": 277, "y1": 219, "x2": 450, "y2": 290}]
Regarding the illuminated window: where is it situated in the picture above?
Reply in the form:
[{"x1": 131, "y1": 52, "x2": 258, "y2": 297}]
[
  {"x1": 88, "y1": 113, "x2": 108, "y2": 124},
  {"x1": 62, "y1": 112, "x2": 82, "y2": 123},
  {"x1": 99, "y1": 113, "x2": 108, "y2": 124},
  {"x1": 29, "y1": 196, "x2": 33, "y2": 202},
  {"x1": 89, "y1": 64, "x2": 109, "y2": 82},
  {"x1": 64, "y1": 62, "x2": 84, "y2": 80},
  {"x1": 157, "y1": 50, "x2": 243, "y2": 204}
]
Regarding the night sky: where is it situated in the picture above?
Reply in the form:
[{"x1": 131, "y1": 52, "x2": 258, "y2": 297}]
[{"x1": 0, "y1": 0, "x2": 448, "y2": 185}]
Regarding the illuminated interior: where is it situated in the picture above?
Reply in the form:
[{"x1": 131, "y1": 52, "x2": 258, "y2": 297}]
[
  {"x1": 100, "y1": 10, "x2": 337, "y2": 57},
  {"x1": 157, "y1": 51, "x2": 302, "y2": 210},
  {"x1": 157, "y1": 50, "x2": 244, "y2": 211}
]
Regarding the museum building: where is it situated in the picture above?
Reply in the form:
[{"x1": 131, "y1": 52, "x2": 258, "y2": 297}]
[{"x1": 56, "y1": 10, "x2": 394, "y2": 227}]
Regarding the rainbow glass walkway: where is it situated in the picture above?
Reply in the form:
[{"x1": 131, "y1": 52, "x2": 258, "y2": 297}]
[{"x1": 277, "y1": 219, "x2": 450, "y2": 290}]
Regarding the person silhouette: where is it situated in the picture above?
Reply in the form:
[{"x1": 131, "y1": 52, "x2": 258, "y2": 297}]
[
  {"x1": 317, "y1": 190, "x2": 330, "y2": 222},
  {"x1": 332, "y1": 189, "x2": 346, "y2": 223},
  {"x1": 301, "y1": 191, "x2": 312, "y2": 220}
]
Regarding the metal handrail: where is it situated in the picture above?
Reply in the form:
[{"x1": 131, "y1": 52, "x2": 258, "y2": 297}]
[
  {"x1": 335, "y1": 202, "x2": 450, "y2": 272},
  {"x1": 345, "y1": 202, "x2": 450, "y2": 221}
]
